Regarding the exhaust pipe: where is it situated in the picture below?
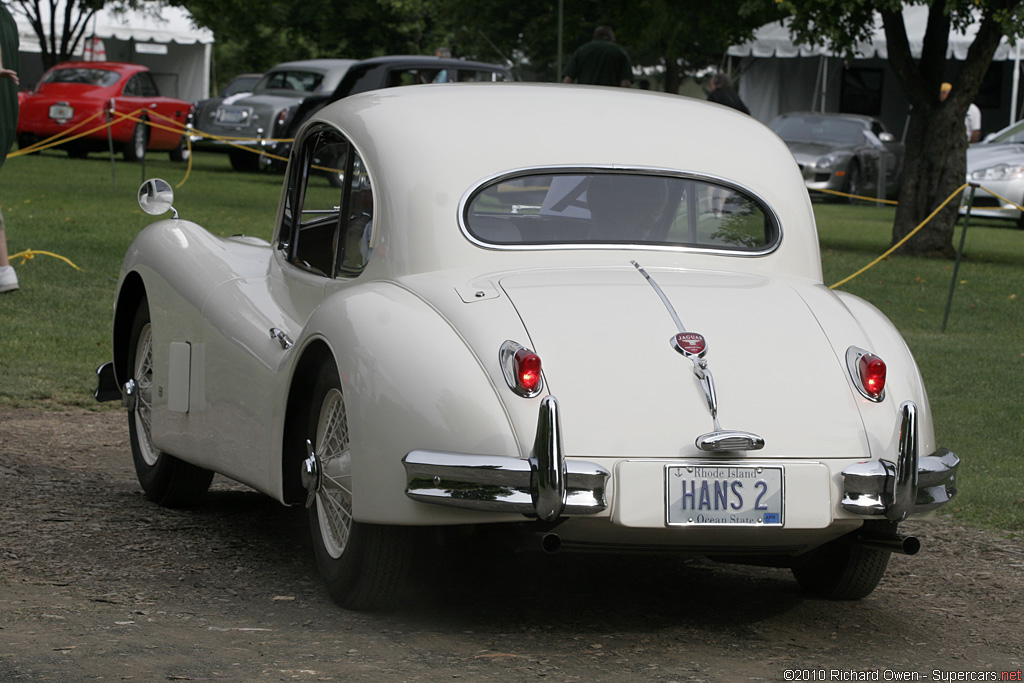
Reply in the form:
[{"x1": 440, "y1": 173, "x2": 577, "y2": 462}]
[
  {"x1": 541, "y1": 533, "x2": 562, "y2": 554},
  {"x1": 857, "y1": 532, "x2": 920, "y2": 555}
]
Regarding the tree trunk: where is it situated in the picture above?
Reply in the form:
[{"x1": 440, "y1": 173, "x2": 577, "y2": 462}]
[
  {"x1": 881, "y1": 4, "x2": 1007, "y2": 256},
  {"x1": 891, "y1": 103, "x2": 966, "y2": 255}
]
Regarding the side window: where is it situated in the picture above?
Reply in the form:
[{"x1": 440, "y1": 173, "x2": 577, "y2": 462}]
[
  {"x1": 337, "y1": 155, "x2": 373, "y2": 276},
  {"x1": 136, "y1": 72, "x2": 160, "y2": 97},
  {"x1": 123, "y1": 75, "x2": 140, "y2": 96},
  {"x1": 280, "y1": 127, "x2": 346, "y2": 276},
  {"x1": 279, "y1": 125, "x2": 373, "y2": 278},
  {"x1": 124, "y1": 73, "x2": 159, "y2": 97}
]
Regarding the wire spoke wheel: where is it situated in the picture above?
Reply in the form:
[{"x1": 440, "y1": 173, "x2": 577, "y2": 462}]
[
  {"x1": 313, "y1": 388, "x2": 353, "y2": 559},
  {"x1": 304, "y1": 364, "x2": 418, "y2": 609},
  {"x1": 133, "y1": 322, "x2": 159, "y2": 467}
]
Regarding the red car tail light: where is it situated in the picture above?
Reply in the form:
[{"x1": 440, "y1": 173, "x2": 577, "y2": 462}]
[
  {"x1": 846, "y1": 346, "x2": 886, "y2": 402},
  {"x1": 514, "y1": 348, "x2": 542, "y2": 393},
  {"x1": 859, "y1": 353, "x2": 886, "y2": 399},
  {"x1": 500, "y1": 340, "x2": 544, "y2": 397}
]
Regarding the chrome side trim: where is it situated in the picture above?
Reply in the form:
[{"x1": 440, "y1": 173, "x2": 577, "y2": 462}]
[
  {"x1": 841, "y1": 401, "x2": 959, "y2": 518},
  {"x1": 402, "y1": 396, "x2": 609, "y2": 519}
]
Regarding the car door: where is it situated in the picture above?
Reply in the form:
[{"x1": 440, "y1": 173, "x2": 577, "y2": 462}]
[{"x1": 117, "y1": 71, "x2": 187, "y2": 147}]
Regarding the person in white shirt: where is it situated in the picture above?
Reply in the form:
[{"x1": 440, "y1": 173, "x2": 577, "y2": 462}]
[{"x1": 940, "y1": 82, "x2": 981, "y2": 142}]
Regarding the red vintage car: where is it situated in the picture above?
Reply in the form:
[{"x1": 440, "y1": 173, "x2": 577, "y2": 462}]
[{"x1": 16, "y1": 61, "x2": 192, "y2": 161}]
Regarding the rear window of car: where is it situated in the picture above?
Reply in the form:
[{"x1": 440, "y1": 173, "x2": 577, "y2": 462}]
[
  {"x1": 42, "y1": 68, "x2": 121, "y2": 87},
  {"x1": 464, "y1": 171, "x2": 778, "y2": 253}
]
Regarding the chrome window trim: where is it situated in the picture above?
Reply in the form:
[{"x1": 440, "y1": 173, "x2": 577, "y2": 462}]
[{"x1": 457, "y1": 165, "x2": 783, "y2": 257}]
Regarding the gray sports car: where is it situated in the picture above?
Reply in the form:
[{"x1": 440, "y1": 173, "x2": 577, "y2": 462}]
[
  {"x1": 769, "y1": 112, "x2": 904, "y2": 202},
  {"x1": 963, "y1": 118, "x2": 1024, "y2": 228}
]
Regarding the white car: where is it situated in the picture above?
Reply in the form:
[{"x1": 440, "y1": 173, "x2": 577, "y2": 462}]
[
  {"x1": 963, "y1": 118, "x2": 1024, "y2": 228},
  {"x1": 96, "y1": 83, "x2": 958, "y2": 609}
]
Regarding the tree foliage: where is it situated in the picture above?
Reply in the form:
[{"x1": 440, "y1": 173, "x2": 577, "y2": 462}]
[
  {"x1": 5, "y1": 0, "x2": 103, "y2": 69},
  {"x1": 778, "y1": 0, "x2": 1024, "y2": 254}
]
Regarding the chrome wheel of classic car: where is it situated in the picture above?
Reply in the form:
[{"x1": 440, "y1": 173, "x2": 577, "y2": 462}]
[
  {"x1": 305, "y1": 366, "x2": 417, "y2": 609},
  {"x1": 123, "y1": 122, "x2": 148, "y2": 162},
  {"x1": 127, "y1": 300, "x2": 213, "y2": 507},
  {"x1": 791, "y1": 536, "x2": 890, "y2": 600}
]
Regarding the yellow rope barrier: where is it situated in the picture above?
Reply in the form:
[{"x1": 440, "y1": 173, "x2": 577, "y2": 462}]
[
  {"x1": 812, "y1": 187, "x2": 899, "y2": 205},
  {"x1": 9, "y1": 249, "x2": 81, "y2": 271},
  {"x1": 828, "y1": 183, "x2": 968, "y2": 290}
]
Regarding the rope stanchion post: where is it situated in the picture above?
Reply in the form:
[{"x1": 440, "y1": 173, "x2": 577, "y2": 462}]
[
  {"x1": 941, "y1": 183, "x2": 977, "y2": 333},
  {"x1": 106, "y1": 99, "x2": 117, "y2": 189}
]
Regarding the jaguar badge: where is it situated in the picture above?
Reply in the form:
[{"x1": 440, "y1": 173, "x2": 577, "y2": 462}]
[{"x1": 672, "y1": 332, "x2": 707, "y2": 358}]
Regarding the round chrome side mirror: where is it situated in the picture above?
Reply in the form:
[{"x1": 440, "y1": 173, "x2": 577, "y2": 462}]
[{"x1": 138, "y1": 178, "x2": 178, "y2": 218}]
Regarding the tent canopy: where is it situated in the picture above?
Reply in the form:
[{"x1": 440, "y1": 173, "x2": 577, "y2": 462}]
[
  {"x1": 728, "y1": 5, "x2": 1020, "y2": 61},
  {"x1": 14, "y1": 5, "x2": 213, "y2": 102}
]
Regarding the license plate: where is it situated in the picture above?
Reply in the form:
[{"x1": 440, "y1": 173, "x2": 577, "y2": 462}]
[
  {"x1": 215, "y1": 107, "x2": 248, "y2": 124},
  {"x1": 665, "y1": 464, "x2": 783, "y2": 526},
  {"x1": 49, "y1": 103, "x2": 73, "y2": 121}
]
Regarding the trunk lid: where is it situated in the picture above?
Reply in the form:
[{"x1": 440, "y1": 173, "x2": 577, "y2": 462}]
[{"x1": 498, "y1": 267, "x2": 868, "y2": 459}]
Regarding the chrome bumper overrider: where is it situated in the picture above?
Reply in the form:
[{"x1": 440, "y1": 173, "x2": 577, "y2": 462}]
[
  {"x1": 841, "y1": 401, "x2": 959, "y2": 520},
  {"x1": 402, "y1": 396, "x2": 609, "y2": 522}
]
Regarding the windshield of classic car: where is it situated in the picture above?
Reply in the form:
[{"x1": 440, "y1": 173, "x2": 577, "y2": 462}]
[
  {"x1": 42, "y1": 68, "x2": 120, "y2": 87},
  {"x1": 256, "y1": 70, "x2": 325, "y2": 93},
  {"x1": 465, "y1": 173, "x2": 776, "y2": 251},
  {"x1": 771, "y1": 116, "x2": 866, "y2": 145}
]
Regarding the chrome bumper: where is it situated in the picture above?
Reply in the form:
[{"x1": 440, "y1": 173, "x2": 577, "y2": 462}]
[
  {"x1": 841, "y1": 401, "x2": 959, "y2": 519},
  {"x1": 402, "y1": 396, "x2": 609, "y2": 522}
]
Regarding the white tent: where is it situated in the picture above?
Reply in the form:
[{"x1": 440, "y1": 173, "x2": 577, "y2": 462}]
[
  {"x1": 14, "y1": 5, "x2": 214, "y2": 103},
  {"x1": 727, "y1": 6, "x2": 1023, "y2": 132}
]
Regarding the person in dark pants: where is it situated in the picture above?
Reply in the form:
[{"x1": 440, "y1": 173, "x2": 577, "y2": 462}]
[
  {"x1": 707, "y1": 71, "x2": 749, "y2": 115},
  {"x1": 0, "y1": 3, "x2": 20, "y2": 293},
  {"x1": 562, "y1": 26, "x2": 632, "y2": 88}
]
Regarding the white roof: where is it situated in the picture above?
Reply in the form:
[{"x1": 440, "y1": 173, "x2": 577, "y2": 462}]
[
  {"x1": 729, "y1": 5, "x2": 1020, "y2": 61},
  {"x1": 14, "y1": 5, "x2": 213, "y2": 53}
]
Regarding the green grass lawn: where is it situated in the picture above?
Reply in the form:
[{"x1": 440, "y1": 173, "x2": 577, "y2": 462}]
[{"x1": 1, "y1": 153, "x2": 1021, "y2": 531}]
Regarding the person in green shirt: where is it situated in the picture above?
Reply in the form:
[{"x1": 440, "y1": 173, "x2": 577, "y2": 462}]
[
  {"x1": 0, "y1": 3, "x2": 20, "y2": 293},
  {"x1": 562, "y1": 26, "x2": 632, "y2": 88}
]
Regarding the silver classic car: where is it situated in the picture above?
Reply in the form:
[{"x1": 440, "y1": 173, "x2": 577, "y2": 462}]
[
  {"x1": 97, "y1": 83, "x2": 957, "y2": 610},
  {"x1": 188, "y1": 59, "x2": 356, "y2": 171}
]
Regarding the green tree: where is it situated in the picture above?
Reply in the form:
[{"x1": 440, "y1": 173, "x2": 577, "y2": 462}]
[
  {"x1": 605, "y1": 0, "x2": 783, "y2": 93},
  {"x1": 176, "y1": 0, "x2": 444, "y2": 82},
  {"x1": 780, "y1": 0, "x2": 1024, "y2": 255},
  {"x1": 3, "y1": 0, "x2": 112, "y2": 69}
]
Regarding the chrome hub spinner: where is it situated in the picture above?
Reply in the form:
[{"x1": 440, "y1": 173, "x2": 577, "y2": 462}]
[{"x1": 301, "y1": 439, "x2": 323, "y2": 509}]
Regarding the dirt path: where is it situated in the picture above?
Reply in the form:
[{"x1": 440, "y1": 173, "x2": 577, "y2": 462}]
[{"x1": 1, "y1": 408, "x2": 1022, "y2": 682}]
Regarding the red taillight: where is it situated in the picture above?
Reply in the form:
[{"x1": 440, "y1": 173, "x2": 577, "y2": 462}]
[
  {"x1": 514, "y1": 348, "x2": 542, "y2": 393},
  {"x1": 858, "y1": 353, "x2": 886, "y2": 399}
]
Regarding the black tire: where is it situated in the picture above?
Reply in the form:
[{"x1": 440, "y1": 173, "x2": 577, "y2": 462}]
[
  {"x1": 229, "y1": 148, "x2": 259, "y2": 172},
  {"x1": 791, "y1": 536, "x2": 890, "y2": 600},
  {"x1": 169, "y1": 135, "x2": 190, "y2": 162},
  {"x1": 305, "y1": 364, "x2": 418, "y2": 610},
  {"x1": 123, "y1": 122, "x2": 148, "y2": 162},
  {"x1": 127, "y1": 300, "x2": 213, "y2": 508},
  {"x1": 844, "y1": 162, "x2": 862, "y2": 203}
]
